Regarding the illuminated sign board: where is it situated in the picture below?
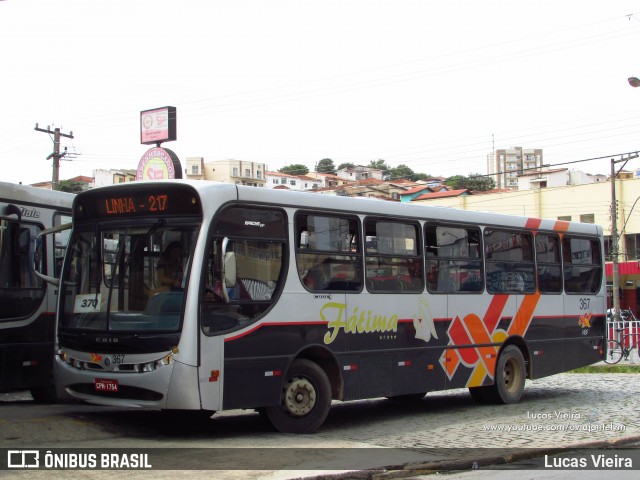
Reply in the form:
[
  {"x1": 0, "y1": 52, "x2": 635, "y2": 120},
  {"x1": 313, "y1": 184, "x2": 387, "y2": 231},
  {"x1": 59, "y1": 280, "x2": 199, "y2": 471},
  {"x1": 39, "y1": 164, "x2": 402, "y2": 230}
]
[
  {"x1": 140, "y1": 106, "x2": 177, "y2": 145},
  {"x1": 136, "y1": 147, "x2": 183, "y2": 181},
  {"x1": 103, "y1": 193, "x2": 168, "y2": 215},
  {"x1": 74, "y1": 185, "x2": 202, "y2": 221}
]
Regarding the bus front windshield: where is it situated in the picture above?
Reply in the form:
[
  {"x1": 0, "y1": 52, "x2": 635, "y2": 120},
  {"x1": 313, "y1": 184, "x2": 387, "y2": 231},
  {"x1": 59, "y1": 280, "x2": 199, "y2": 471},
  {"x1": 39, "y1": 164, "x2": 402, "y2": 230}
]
[{"x1": 59, "y1": 222, "x2": 198, "y2": 332}]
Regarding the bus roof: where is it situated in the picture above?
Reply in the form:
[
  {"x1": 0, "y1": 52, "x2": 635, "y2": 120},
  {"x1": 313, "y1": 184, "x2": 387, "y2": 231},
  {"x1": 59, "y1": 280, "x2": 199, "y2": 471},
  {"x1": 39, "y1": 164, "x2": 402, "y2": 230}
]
[
  {"x1": 0, "y1": 181, "x2": 75, "y2": 210},
  {"x1": 78, "y1": 180, "x2": 603, "y2": 236}
]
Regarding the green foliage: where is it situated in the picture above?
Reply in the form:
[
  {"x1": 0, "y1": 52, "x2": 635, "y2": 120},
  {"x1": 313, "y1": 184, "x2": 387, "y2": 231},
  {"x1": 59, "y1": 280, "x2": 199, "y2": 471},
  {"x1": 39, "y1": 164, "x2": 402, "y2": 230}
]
[
  {"x1": 570, "y1": 364, "x2": 640, "y2": 373},
  {"x1": 278, "y1": 164, "x2": 309, "y2": 175},
  {"x1": 57, "y1": 180, "x2": 85, "y2": 193},
  {"x1": 316, "y1": 158, "x2": 336, "y2": 174},
  {"x1": 445, "y1": 175, "x2": 465, "y2": 189},
  {"x1": 368, "y1": 159, "x2": 390, "y2": 175},
  {"x1": 446, "y1": 173, "x2": 495, "y2": 191},
  {"x1": 337, "y1": 162, "x2": 356, "y2": 171},
  {"x1": 413, "y1": 172, "x2": 430, "y2": 181},
  {"x1": 389, "y1": 164, "x2": 416, "y2": 181}
]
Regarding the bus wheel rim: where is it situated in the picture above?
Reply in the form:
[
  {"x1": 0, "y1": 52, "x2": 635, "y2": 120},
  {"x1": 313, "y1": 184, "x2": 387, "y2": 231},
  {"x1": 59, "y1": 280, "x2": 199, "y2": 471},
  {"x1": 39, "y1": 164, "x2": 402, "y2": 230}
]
[
  {"x1": 503, "y1": 358, "x2": 518, "y2": 392},
  {"x1": 284, "y1": 376, "x2": 316, "y2": 417}
]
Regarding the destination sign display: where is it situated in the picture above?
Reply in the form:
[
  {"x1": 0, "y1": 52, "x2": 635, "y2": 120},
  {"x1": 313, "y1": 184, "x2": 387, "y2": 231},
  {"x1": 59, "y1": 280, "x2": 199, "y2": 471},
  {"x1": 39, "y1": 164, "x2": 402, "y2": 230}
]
[
  {"x1": 74, "y1": 185, "x2": 201, "y2": 221},
  {"x1": 102, "y1": 194, "x2": 168, "y2": 215}
]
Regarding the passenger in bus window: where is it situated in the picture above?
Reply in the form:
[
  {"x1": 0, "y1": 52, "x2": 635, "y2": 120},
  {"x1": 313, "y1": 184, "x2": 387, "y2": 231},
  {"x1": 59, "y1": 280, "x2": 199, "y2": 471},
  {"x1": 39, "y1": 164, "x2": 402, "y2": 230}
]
[
  {"x1": 156, "y1": 242, "x2": 184, "y2": 290},
  {"x1": 405, "y1": 259, "x2": 424, "y2": 291},
  {"x1": 303, "y1": 259, "x2": 331, "y2": 290},
  {"x1": 427, "y1": 262, "x2": 455, "y2": 292}
]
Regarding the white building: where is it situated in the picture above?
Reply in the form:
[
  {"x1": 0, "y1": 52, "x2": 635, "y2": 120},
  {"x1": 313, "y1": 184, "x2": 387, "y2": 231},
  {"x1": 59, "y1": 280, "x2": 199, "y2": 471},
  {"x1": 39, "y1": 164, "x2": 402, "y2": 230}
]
[
  {"x1": 336, "y1": 166, "x2": 385, "y2": 182},
  {"x1": 517, "y1": 168, "x2": 595, "y2": 190},
  {"x1": 185, "y1": 158, "x2": 266, "y2": 187},
  {"x1": 264, "y1": 171, "x2": 322, "y2": 191},
  {"x1": 92, "y1": 169, "x2": 136, "y2": 188}
]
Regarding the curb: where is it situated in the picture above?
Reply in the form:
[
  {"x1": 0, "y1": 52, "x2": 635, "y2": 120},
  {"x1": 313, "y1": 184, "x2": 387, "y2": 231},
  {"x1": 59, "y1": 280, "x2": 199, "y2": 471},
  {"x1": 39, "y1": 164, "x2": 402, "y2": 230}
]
[{"x1": 297, "y1": 435, "x2": 640, "y2": 480}]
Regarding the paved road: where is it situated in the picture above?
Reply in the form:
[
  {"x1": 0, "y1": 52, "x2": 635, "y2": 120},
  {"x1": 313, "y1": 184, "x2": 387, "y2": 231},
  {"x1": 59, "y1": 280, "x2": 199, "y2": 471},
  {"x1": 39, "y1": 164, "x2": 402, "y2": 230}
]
[{"x1": 1, "y1": 371, "x2": 639, "y2": 479}]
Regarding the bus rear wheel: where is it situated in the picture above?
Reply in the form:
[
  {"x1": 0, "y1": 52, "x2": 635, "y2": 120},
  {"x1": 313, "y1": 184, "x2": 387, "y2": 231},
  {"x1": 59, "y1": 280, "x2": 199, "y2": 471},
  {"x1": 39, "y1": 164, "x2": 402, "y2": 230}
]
[
  {"x1": 485, "y1": 345, "x2": 526, "y2": 404},
  {"x1": 468, "y1": 385, "x2": 491, "y2": 404},
  {"x1": 266, "y1": 359, "x2": 331, "y2": 434}
]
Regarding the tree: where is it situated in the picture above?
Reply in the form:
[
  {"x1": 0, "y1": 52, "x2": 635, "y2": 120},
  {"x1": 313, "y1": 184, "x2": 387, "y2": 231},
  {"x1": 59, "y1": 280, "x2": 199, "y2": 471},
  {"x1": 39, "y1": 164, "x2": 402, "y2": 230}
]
[
  {"x1": 445, "y1": 175, "x2": 465, "y2": 189},
  {"x1": 413, "y1": 172, "x2": 430, "y2": 181},
  {"x1": 57, "y1": 180, "x2": 85, "y2": 193},
  {"x1": 278, "y1": 164, "x2": 309, "y2": 175},
  {"x1": 337, "y1": 162, "x2": 355, "y2": 171},
  {"x1": 368, "y1": 159, "x2": 390, "y2": 176},
  {"x1": 316, "y1": 158, "x2": 336, "y2": 175},
  {"x1": 389, "y1": 164, "x2": 415, "y2": 181},
  {"x1": 446, "y1": 173, "x2": 495, "y2": 192},
  {"x1": 465, "y1": 174, "x2": 495, "y2": 191}
]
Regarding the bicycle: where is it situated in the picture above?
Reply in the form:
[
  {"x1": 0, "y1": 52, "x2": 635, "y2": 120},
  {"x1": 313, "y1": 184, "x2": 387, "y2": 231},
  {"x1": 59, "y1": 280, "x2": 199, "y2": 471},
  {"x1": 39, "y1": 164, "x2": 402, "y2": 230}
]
[{"x1": 604, "y1": 327, "x2": 640, "y2": 364}]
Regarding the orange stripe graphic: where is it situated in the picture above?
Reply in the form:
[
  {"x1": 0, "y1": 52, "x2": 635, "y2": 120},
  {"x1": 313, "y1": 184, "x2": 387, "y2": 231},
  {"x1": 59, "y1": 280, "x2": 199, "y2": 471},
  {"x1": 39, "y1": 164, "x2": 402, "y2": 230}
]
[
  {"x1": 553, "y1": 221, "x2": 570, "y2": 233},
  {"x1": 525, "y1": 218, "x2": 542, "y2": 230},
  {"x1": 484, "y1": 294, "x2": 509, "y2": 333},
  {"x1": 508, "y1": 292, "x2": 541, "y2": 337}
]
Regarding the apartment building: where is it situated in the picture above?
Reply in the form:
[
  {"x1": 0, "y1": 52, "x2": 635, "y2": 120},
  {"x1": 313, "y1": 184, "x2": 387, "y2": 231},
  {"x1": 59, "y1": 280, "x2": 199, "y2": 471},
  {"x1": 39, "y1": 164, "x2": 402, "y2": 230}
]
[
  {"x1": 487, "y1": 146, "x2": 543, "y2": 190},
  {"x1": 185, "y1": 158, "x2": 266, "y2": 187}
]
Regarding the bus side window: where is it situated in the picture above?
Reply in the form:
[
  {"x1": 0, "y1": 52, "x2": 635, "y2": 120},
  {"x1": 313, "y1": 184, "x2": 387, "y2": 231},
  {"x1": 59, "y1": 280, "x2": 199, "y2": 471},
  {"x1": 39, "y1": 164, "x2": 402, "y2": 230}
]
[
  {"x1": 364, "y1": 219, "x2": 423, "y2": 293},
  {"x1": 0, "y1": 219, "x2": 45, "y2": 320},
  {"x1": 563, "y1": 236, "x2": 602, "y2": 294},
  {"x1": 425, "y1": 224, "x2": 483, "y2": 293},
  {"x1": 536, "y1": 234, "x2": 562, "y2": 294},
  {"x1": 295, "y1": 212, "x2": 362, "y2": 292},
  {"x1": 202, "y1": 206, "x2": 287, "y2": 334},
  {"x1": 485, "y1": 229, "x2": 535, "y2": 294}
]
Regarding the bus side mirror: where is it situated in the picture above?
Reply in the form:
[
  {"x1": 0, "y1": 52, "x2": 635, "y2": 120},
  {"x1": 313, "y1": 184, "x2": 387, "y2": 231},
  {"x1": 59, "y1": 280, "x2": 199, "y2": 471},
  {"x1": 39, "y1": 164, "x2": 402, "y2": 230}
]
[
  {"x1": 16, "y1": 228, "x2": 31, "y2": 255},
  {"x1": 34, "y1": 240, "x2": 59, "y2": 286},
  {"x1": 33, "y1": 222, "x2": 72, "y2": 287},
  {"x1": 221, "y1": 237, "x2": 236, "y2": 303},
  {"x1": 224, "y1": 252, "x2": 237, "y2": 288}
]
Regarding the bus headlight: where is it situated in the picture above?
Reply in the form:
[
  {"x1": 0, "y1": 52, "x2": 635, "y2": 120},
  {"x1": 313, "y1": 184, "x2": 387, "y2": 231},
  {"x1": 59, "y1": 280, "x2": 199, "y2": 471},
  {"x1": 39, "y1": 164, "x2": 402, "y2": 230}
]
[
  {"x1": 140, "y1": 362, "x2": 157, "y2": 373},
  {"x1": 139, "y1": 354, "x2": 173, "y2": 373}
]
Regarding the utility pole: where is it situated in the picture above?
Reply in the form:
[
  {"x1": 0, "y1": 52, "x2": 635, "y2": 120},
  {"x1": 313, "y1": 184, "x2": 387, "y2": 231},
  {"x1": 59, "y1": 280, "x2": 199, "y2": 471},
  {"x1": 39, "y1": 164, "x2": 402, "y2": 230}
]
[
  {"x1": 610, "y1": 152, "x2": 639, "y2": 323},
  {"x1": 34, "y1": 123, "x2": 74, "y2": 190}
]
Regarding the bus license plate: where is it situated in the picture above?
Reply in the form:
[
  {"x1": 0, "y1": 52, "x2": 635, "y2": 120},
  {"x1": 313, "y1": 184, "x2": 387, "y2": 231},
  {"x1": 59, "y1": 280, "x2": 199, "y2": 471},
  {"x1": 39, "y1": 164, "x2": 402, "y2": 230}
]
[{"x1": 94, "y1": 378, "x2": 118, "y2": 392}]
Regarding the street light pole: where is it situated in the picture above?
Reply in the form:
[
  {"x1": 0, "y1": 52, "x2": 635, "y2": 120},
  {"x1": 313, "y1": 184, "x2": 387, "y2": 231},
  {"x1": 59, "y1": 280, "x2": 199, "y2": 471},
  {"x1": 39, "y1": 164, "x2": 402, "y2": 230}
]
[
  {"x1": 615, "y1": 76, "x2": 640, "y2": 322},
  {"x1": 611, "y1": 158, "x2": 622, "y2": 324}
]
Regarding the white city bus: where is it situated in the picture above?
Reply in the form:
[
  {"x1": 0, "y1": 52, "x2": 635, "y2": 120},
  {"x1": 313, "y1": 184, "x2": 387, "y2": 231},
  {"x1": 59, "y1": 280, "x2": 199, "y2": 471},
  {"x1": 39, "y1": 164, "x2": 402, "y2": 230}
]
[
  {"x1": 54, "y1": 181, "x2": 605, "y2": 432},
  {"x1": 0, "y1": 181, "x2": 73, "y2": 401}
]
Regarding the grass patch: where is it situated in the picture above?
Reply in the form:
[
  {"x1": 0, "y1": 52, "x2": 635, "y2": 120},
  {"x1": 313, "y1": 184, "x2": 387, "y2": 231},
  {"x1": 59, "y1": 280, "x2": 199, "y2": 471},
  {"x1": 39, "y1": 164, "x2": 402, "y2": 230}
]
[{"x1": 570, "y1": 364, "x2": 640, "y2": 373}]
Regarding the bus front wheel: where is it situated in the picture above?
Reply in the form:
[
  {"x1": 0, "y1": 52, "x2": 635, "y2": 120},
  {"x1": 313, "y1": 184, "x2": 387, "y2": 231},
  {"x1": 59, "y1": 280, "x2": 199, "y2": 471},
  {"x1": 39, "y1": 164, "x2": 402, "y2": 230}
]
[{"x1": 266, "y1": 359, "x2": 331, "y2": 434}]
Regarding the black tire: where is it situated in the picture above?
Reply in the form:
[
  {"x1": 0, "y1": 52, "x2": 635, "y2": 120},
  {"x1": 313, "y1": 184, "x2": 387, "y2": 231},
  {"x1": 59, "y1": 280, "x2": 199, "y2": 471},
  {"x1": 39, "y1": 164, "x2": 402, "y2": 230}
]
[
  {"x1": 604, "y1": 339, "x2": 624, "y2": 364},
  {"x1": 485, "y1": 345, "x2": 526, "y2": 404},
  {"x1": 265, "y1": 359, "x2": 332, "y2": 434},
  {"x1": 468, "y1": 385, "x2": 491, "y2": 404},
  {"x1": 30, "y1": 385, "x2": 58, "y2": 404}
]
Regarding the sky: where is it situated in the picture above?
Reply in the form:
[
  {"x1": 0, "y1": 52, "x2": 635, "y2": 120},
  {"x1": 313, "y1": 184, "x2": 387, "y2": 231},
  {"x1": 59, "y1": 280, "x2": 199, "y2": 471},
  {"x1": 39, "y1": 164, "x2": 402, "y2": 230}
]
[{"x1": 2, "y1": 0, "x2": 640, "y2": 185}]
